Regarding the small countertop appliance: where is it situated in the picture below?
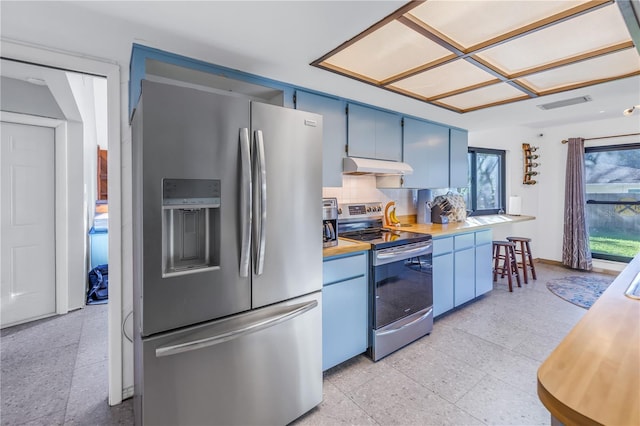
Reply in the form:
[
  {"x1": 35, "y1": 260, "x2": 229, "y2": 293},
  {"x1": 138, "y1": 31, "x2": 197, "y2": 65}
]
[{"x1": 323, "y1": 198, "x2": 338, "y2": 248}]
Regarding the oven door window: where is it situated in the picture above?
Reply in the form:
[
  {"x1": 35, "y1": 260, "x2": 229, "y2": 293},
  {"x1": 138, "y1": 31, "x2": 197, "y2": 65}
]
[{"x1": 373, "y1": 255, "x2": 433, "y2": 329}]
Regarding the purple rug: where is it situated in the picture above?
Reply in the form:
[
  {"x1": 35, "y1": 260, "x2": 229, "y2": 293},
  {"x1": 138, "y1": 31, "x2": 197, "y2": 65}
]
[{"x1": 546, "y1": 275, "x2": 613, "y2": 309}]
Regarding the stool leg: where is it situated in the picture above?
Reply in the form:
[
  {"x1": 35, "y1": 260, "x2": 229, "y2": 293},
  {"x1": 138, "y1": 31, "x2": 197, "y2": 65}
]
[
  {"x1": 505, "y1": 246, "x2": 513, "y2": 292},
  {"x1": 525, "y1": 241, "x2": 537, "y2": 280},
  {"x1": 510, "y1": 245, "x2": 522, "y2": 288},
  {"x1": 519, "y1": 240, "x2": 528, "y2": 284},
  {"x1": 493, "y1": 244, "x2": 500, "y2": 282}
]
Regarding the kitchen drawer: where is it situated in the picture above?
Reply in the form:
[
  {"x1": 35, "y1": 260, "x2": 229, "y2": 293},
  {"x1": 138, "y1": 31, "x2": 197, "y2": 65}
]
[
  {"x1": 323, "y1": 251, "x2": 367, "y2": 285},
  {"x1": 475, "y1": 229, "x2": 492, "y2": 245},
  {"x1": 454, "y1": 233, "x2": 475, "y2": 250},
  {"x1": 433, "y1": 236, "x2": 454, "y2": 256}
]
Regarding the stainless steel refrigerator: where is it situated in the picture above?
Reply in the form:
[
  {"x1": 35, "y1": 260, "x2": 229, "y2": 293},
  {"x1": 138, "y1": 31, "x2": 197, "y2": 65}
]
[{"x1": 132, "y1": 80, "x2": 323, "y2": 425}]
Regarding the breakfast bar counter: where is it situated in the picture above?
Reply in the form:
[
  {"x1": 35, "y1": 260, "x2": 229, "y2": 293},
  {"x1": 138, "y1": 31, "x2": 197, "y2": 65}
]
[
  {"x1": 537, "y1": 253, "x2": 640, "y2": 425},
  {"x1": 387, "y1": 214, "x2": 535, "y2": 236}
]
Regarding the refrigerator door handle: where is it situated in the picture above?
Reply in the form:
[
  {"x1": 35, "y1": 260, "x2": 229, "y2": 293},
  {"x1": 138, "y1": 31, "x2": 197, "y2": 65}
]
[
  {"x1": 155, "y1": 299, "x2": 318, "y2": 358},
  {"x1": 254, "y1": 130, "x2": 267, "y2": 275},
  {"x1": 239, "y1": 128, "x2": 252, "y2": 278}
]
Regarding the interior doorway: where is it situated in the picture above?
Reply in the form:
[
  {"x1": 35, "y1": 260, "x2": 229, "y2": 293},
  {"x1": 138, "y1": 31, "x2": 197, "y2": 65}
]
[{"x1": 0, "y1": 41, "x2": 122, "y2": 405}]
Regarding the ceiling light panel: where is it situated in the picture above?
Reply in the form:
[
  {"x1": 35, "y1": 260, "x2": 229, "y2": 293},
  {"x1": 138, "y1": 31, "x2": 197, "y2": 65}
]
[
  {"x1": 320, "y1": 20, "x2": 453, "y2": 83},
  {"x1": 388, "y1": 59, "x2": 498, "y2": 99},
  {"x1": 517, "y1": 49, "x2": 640, "y2": 93},
  {"x1": 406, "y1": 0, "x2": 590, "y2": 50},
  {"x1": 436, "y1": 83, "x2": 528, "y2": 111},
  {"x1": 476, "y1": 4, "x2": 633, "y2": 76}
]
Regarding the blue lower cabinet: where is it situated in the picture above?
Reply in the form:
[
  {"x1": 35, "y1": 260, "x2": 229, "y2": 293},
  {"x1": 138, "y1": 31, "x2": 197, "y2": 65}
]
[
  {"x1": 475, "y1": 242, "x2": 494, "y2": 296},
  {"x1": 433, "y1": 229, "x2": 494, "y2": 316},
  {"x1": 433, "y1": 252, "x2": 454, "y2": 317},
  {"x1": 454, "y1": 247, "x2": 476, "y2": 306},
  {"x1": 322, "y1": 252, "x2": 368, "y2": 371}
]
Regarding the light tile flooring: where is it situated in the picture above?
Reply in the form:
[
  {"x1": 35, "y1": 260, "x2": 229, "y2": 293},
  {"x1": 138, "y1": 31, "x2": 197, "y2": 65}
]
[
  {"x1": 294, "y1": 262, "x2": 612, "y2": 426},
  {"x1": 0, "y1": 262, "x2": 613, "y2": 425},
  {"x1": 1, "y1": 304, "x2": 133, "y2": 425}
]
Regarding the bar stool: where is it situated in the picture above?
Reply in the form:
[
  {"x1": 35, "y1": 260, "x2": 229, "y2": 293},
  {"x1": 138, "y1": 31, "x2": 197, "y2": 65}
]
[
  {"x1": 492, "y1": 241, "x2": 521, "y2": 292},
  {"x1": 506, "y1": 236, "x2": 537, "y2": 284}
]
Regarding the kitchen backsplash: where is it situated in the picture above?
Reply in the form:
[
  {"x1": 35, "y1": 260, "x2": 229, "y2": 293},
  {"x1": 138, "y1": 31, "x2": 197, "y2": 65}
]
[{"x1": 323, "y1": 175, "x2": 461, "y2": 216}]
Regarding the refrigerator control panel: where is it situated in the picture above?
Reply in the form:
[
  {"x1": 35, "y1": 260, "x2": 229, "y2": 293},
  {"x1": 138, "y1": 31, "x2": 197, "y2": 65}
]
[{"x1": 162, "y1": 178, "x2": 221, "y2": 207}]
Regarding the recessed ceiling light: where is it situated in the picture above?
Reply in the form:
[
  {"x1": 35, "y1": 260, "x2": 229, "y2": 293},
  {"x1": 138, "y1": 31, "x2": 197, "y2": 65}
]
[{"x1": 25, "y1": 77, "x2": 46, "y2": 86}]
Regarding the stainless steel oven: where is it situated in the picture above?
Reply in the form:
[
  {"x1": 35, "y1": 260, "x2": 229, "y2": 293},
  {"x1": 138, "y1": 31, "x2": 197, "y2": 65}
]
[
  {"x1": 338, "y1": 202, "x2": 433, "y2": 361},
  {"x1": 370, "y1": 240, "x2": 432, "y2": 361}
]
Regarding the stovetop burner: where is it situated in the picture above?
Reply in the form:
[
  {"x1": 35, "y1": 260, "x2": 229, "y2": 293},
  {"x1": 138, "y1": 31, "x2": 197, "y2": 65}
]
[
  {"x1": 337, "y1": 202, "x2": 432, "y2": 249},
  {"x1": 341, "y1": 227, "x2": 430, "y2": 247}
]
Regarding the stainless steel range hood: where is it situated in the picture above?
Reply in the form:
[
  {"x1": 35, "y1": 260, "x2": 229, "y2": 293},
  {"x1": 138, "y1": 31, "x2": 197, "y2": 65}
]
[{"x1": 343, "y1": 157, "x2": 413, "y2": 175}]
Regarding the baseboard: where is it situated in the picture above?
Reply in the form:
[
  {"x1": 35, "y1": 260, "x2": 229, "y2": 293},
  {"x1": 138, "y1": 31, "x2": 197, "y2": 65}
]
[
  {"x1": 122, "y1": 385, "x2": 134, "y2": 401},
  {"x1": 537, "y1": 258, "x2": 621, "y2": 276}
]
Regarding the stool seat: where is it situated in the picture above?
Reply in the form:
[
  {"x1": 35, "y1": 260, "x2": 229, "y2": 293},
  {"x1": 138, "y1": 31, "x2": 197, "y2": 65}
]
[
  {"x1": 492, "y1": 241, "x2": 521, "y2": 292},
  {"x1": 506, "y1": 236, "x2": 537, "y2": 284}
]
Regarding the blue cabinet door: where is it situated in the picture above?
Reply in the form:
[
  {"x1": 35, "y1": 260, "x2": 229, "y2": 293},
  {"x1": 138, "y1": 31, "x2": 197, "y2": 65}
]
[
  {"x1": 449, "y1": 128, "x2": 468, "y2": 188},
  {"x1": 295, "y1": 91, "x2": 346, "y2": 187},
  {"x1": 433, "y1": 253, "x2": 454, "y2": 317},
  {"x1": 454, "y1": 247, "x2": 476, "y2": 306},
  {"x1": 374, "y1": 109, "x2": 402, "y2": 162},
  {"x1": 347, "y1": 103, "x2": 376, "y2": 159},
  {"x1": 347, "y1": 103, "x2": 402, "y2": 161},
  {"x1": 403, "y1": 117, "x2": 450, "y2": 189},
  {"x1": 322, "y1": 276, "x2": 368, "y2": 371},
  {"x1": 475, "y1": 243, "x2": 494, "y2": 296}
]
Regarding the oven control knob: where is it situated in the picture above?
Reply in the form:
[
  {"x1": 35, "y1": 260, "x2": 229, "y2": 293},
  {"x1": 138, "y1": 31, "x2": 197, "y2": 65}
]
[
  {"x1": 366, "y1": 207, "x2": 372, "y2": 212},
  {"x1": 377, "y1": 206, "x2": 382, "y2": 212}
]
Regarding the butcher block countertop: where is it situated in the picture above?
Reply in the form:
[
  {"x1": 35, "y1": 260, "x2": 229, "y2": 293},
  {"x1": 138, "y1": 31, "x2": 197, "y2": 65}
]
[
  {"x1": 537, "y1": 253, "x2": 640, "y2": 426},
  {"x1": 323, "y1": 214, "x2": 533, "y2": 258},
  {"x1": 385, "y1": 214, "x2": 535, "y2": 237},
  {"x1": 323, "y1": 239, "x2": 370, "y2": 258}
]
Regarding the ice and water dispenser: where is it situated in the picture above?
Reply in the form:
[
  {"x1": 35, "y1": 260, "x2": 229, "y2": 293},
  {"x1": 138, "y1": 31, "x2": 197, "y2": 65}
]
[{"x1": 162, "y1": 178, "x2": 221, "y2": 277}]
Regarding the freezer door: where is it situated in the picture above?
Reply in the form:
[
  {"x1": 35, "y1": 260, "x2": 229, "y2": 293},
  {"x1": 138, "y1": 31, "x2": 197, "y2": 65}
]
[
  {"x1": 137, "y1": 291, "x2": 322, "y2": 426},
  {"x1": 133, "y1": 81, "x2": 252, "y2": 336},
  {"x1": 250, "y1": 102, "x2": 323, "y2": 308}
]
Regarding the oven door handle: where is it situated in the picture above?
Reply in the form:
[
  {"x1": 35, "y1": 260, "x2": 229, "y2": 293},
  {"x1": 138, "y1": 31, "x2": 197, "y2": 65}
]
[
  {"x1": 377, "y1": 308, "x2": 433, "y2": 337},
  {"x1": 375, "y1": 244, "x2": 432, "y2": 263}
]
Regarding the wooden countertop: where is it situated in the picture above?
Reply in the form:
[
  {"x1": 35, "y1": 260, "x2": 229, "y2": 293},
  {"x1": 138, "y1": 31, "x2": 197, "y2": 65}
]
[
  {"x1": 385, "y1": 214, "x2": 535, "y2": 237},
  {"x1": 323, "y1": 214, "x2": 533, "y2": 258},
  {"x1": 537, "y1": 253, "x2": 640, "y2": 426},
  {"x1": 323, "y1": 239, "x2": 370, "y2": 258}
]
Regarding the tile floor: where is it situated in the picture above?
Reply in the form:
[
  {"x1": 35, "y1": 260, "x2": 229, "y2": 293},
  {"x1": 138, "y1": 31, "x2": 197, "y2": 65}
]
[
  {"x1": 1, "y1": 304, "x2": 133, "y2": 425},
  {"x1": 0, "y1": 262, "x2": 613, "y2": 425},
  {"x1": 294, "y1": 262, "x2": 611, "y2": 426}
]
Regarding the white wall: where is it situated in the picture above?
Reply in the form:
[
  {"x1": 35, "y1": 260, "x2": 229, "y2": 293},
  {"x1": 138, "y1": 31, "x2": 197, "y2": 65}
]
[
  {"x1": 0, "y1": 76, "x2": 65, "y2": 118},
  {"x1": 469, "y1": 116, "x2": 640, "y2": 272}
]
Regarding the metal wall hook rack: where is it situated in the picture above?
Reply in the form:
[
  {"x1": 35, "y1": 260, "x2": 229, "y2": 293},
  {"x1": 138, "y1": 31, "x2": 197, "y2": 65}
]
[{"x1": 522, "y1": 143, "x2": 539, "y2": 185}]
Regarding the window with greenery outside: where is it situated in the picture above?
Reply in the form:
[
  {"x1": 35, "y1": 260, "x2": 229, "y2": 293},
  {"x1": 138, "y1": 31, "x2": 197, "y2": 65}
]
[
  {"x1": 585, "y1": 144, "x2": 640, "y2": 262},
  {"x1": 462, "y1": 148, "x2": 506, "y2": 216}
]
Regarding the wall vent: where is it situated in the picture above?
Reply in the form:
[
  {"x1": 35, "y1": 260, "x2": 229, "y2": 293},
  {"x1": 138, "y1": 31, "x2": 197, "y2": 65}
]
[{"x1": 537, "y1": 96, "x2": 592, "y2": 110}]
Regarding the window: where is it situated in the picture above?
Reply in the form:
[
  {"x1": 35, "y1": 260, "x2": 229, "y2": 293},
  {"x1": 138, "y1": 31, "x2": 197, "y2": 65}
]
[
  {"x1": 462, "y1": 147, "x2": 506, "y2": 216},
  {"x1": 585, "y1": 143, "x2": 640, "y2": 262}
]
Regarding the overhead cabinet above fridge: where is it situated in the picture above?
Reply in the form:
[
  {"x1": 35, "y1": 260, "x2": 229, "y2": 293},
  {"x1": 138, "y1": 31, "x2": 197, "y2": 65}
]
[{"x1": 132, "y1": 80, "x2": 323, "y2": 425}]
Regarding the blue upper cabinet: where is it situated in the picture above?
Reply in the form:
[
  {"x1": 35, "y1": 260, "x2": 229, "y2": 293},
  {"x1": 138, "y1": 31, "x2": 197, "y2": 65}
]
[
  {"x1": 449, "y1": 128, "x2": 469, "y2": 188},
  {"x1": 347, "y1": 103, "x2": 402, "y2": 162},
  {"x1": 403, "y1": 117, "x2": 450, "y2": 189},
  {"x1": 295, "y1": 91, "x2": 346, "y2": 187}
]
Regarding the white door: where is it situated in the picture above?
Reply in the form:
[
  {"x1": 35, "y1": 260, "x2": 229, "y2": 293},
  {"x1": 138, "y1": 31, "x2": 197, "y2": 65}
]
[{"x1": 1, "y1": 121, "x2": 56, "y2": 328}]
